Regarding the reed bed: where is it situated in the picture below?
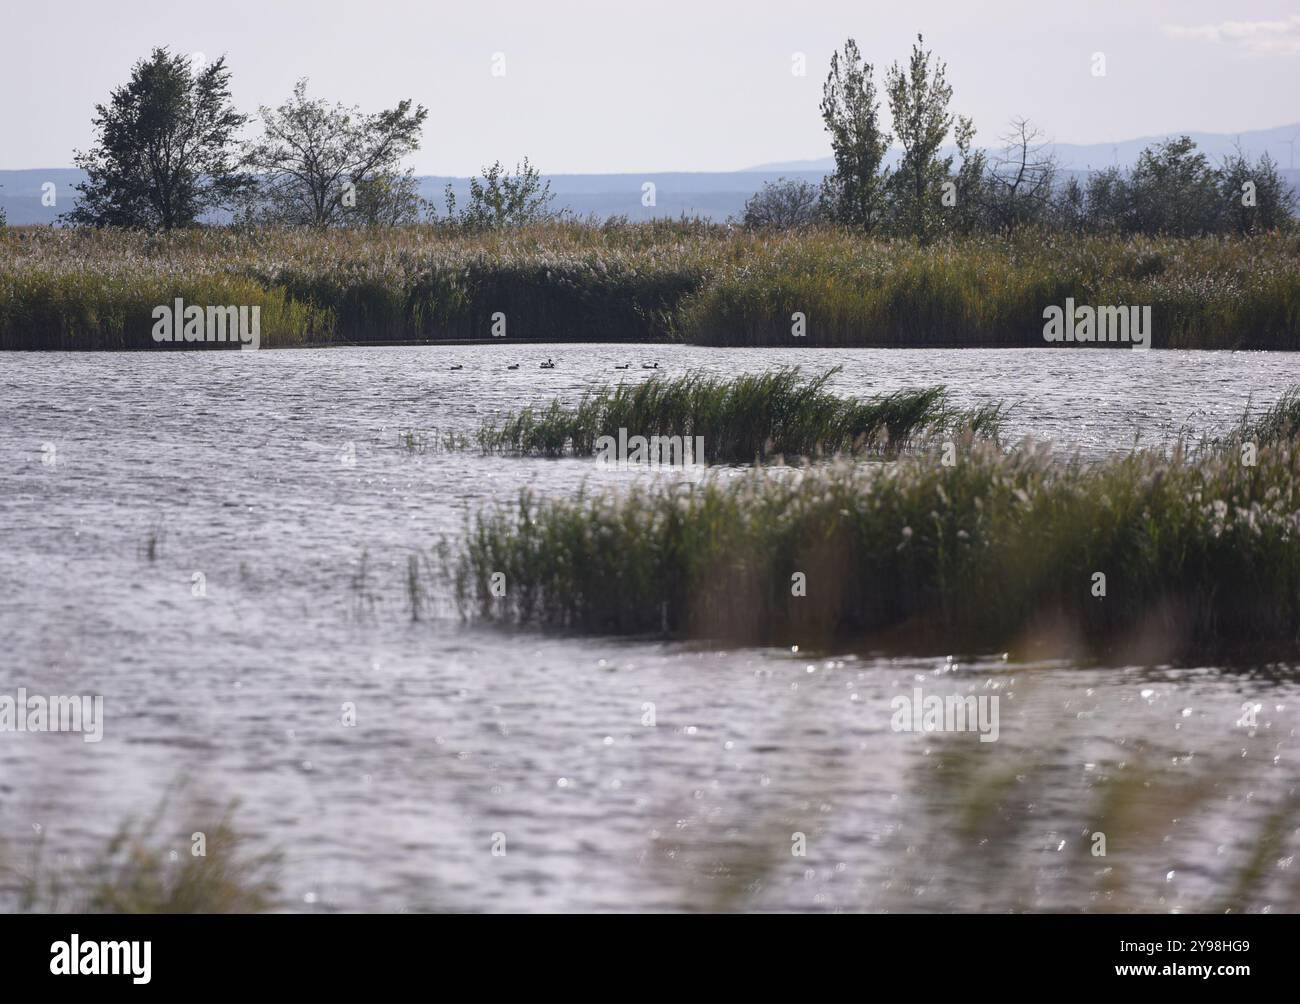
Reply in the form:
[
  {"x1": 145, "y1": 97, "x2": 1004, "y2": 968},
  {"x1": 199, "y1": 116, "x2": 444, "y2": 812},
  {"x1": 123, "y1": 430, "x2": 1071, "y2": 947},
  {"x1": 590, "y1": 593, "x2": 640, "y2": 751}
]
[
  {"x1": 450, "y1": 426, "x2": 1300, "y2": 658},
  {"x1": 680, "y1": 230, "x2": 1300, "y2": 349},
  {"x1": 0, "y1": 222, "x2": 709, "y2": 349},
  {"x1": 477, "y1": 367, "x2": 1004, "y2": 461},
  {"x1": 3, "y1": 224, "x2": 1298, "y2": 349}
]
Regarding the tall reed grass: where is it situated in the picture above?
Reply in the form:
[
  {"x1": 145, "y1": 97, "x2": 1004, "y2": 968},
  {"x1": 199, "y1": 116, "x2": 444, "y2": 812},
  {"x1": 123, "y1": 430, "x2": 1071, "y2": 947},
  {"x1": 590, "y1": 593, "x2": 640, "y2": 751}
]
[
  {"x1": 3, "y1": 224, "x2": 1297, "y2": 349},
  {"x1": 1233, "y1": 387, "x2": 1300, "y2": 446},
  {"x1": 477, "y1": 367, "x2": 1003, "y2": 461},
  {"x1": 450, "y1": 426, "x2": 1300, "y2": 659},
  {"x1": 680, "y1": 230, "x2": 1300, "y2": 349}
]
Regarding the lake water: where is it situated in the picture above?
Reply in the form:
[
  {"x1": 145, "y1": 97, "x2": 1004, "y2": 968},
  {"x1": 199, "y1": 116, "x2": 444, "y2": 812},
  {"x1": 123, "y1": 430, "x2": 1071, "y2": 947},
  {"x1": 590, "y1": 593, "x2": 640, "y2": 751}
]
[{"x1": 2, "y1": 345, "x2": 1299, "y2": 912}]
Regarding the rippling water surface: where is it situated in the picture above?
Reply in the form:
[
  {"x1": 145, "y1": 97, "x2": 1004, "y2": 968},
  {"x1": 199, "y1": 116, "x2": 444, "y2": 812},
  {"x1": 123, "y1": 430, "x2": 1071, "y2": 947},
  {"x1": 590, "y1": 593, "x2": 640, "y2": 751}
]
[{"x1": 2, "y1": 345, "x2": 1298, "y2": 912}]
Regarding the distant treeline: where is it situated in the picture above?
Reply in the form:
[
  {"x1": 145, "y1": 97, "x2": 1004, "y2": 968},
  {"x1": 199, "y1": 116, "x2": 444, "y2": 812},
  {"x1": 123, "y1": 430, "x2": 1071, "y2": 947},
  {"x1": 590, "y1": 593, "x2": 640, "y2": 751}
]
[
  {"x1": 11, "y1": 38, "x2": 1293, "y2": 240},
  {"x1": 21, "y1": 47, "x2": 555, "y2": 233},
  {"x1": 744, "y1": 136, "x2": 1297, "y2": 237},
  {"x1": 745, "y1": 35, "x2": 1296, "y2": 238}
]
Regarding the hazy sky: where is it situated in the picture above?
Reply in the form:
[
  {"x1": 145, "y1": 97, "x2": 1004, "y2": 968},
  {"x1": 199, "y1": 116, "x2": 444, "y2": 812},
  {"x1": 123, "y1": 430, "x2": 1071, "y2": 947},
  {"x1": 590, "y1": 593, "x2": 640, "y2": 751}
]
[{"x1": 3, "y1": 0, "x2": 1298, "y2": 174}]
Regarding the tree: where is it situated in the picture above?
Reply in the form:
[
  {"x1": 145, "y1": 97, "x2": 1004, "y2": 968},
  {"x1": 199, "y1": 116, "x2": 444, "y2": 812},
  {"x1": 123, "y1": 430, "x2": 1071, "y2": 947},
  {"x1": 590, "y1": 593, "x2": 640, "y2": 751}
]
[
  {"x1": 244, "y1": 80, "x2": 428, "y2": 227},
  {"x1": 984, "y1": 117, "x2": 1057, "y2": 234},
  {"x1": 1052, "y1": 175, "x2": 1088, "y2": 234},
  {"x1": 884, "y1": 34, "x2": 954, "y2": 241},
  {"x1": 352, "y1": 169, "x2": 428, "y2": 227},
  {"x1": 1219, "y1": 149, "x2": 1296, "y2": 234},
  {"x1": 1060, "y1": 141, "x2": 1295, "y2": 237},
  {"x1": 742, "y1": 178, "x2": 821, "y2": 228},
  {"x1": 1080, "y1": 166, "x2": 1132, "y2": 233},
  {"x1": 944, "y1": 115, "x2": 988, "y2": 235},
  {"x1": 1127, "y1": 136, "x2": 1221, "y2": 235},
  {"x1": 64, "y1": 48, "x2": 249, "y2": 229},
  {"x1": 819, "y1": 38, "x2": 891, "y2": 230},
  {"x1": 447, "y1": 159, "x2": 557, "y2": 228}
]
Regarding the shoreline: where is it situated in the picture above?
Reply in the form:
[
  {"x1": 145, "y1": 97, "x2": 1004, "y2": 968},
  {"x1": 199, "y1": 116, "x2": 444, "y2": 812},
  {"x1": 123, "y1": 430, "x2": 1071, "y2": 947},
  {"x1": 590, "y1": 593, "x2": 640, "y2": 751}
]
[
  {"x1": 4, "y1": 342, "x2": 1289, "y2": 353},
  {"x1": 2, "y1": 340, "x2": 1289, "y2": 353}
]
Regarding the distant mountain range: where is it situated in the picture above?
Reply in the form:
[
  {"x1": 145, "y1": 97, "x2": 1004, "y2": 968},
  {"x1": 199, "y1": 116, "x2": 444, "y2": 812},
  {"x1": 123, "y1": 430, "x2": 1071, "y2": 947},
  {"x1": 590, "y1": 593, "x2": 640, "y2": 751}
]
[
  {"x1": 0, "y1": 169, "x2": 837, "y2": 225},
  {"x1": 745, "y1": 122, "x2": 1300, "y2": 173},
  {"x1": 4, "y1": 124, "x2": 1298, "y2": 226}
]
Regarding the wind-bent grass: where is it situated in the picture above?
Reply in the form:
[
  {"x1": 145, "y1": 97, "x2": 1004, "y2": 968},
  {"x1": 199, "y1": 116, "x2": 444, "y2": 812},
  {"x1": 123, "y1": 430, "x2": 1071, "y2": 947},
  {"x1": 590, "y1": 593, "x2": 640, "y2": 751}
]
[
  {"x1": 478, "y1": 367, "x2": 1004, "y2": 461},
  {"x1": 2, "y1": 799, "x2": 280, "y2": 914},
  {"x1": 3, "y1": 224, "x2": 1298, "y2": 349},
  {"x1": 451, "y1": 427, "x2": 1300, "y2": 659},
  {"x1": 1234, "y1": 387, "x2": 1300, "y2": 447}
]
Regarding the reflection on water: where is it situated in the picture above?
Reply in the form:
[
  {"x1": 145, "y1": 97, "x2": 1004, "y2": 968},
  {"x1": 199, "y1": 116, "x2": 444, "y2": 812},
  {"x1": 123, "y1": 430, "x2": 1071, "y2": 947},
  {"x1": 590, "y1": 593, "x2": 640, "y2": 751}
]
[{"x1": 1, "y1": 345, "x2": 1298, "y2": 912}]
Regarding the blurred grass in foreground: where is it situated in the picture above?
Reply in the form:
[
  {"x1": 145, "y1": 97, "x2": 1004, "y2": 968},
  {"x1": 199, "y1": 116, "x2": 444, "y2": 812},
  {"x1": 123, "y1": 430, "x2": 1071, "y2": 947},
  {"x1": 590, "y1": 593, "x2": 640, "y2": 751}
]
[
  {"x1": 0, "y1": 796, "x2": 279, "y2": 914},
  {"x1": 650, "y1": 675, "x2": 1299, "y2": 913}
]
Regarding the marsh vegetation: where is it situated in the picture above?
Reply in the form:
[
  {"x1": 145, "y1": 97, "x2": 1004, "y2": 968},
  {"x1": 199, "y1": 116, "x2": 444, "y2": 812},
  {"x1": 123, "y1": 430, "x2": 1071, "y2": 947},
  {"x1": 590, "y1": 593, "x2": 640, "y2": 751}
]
[
  {"x1": 4, "y1": 224, "x2": 1299, "y2": 350},
  {"x1": 454, "y1": 394, "x2": 1300, "y2": 658},
  {"x1": 476, "y1": 367, "x2": 1005, "y2": 461}
]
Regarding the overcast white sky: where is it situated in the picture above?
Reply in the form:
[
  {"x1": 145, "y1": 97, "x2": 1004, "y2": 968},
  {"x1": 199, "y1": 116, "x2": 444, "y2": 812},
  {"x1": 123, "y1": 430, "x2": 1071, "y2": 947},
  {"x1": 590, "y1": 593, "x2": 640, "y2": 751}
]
[{"x1": 3, "y1": 0, "x2": 1298, "y2": 174}]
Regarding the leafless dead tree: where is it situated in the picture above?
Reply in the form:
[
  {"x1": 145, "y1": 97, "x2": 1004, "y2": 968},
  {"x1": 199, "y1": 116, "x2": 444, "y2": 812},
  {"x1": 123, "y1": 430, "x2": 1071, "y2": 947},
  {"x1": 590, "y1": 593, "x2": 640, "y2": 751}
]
[{"x1": 985, "y1": 117, "x2": 1056, "y2": 234}]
